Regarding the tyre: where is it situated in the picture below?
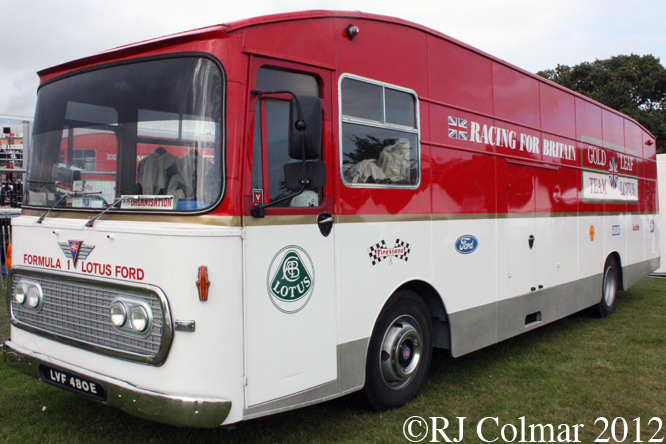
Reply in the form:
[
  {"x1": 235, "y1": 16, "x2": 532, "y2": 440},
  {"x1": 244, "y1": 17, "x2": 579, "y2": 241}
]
[
  {"x1": 360, "y1": 290, "x2": 433, "y2": 411},
  {"x1": 593, "y1": 257, "x2": 619, "y2": 318}
]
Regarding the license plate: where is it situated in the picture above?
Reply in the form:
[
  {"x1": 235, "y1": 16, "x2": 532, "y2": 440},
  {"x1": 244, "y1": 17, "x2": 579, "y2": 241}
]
[{"x1": 40, "y1": 364, "x2": 107, "y2": 402}]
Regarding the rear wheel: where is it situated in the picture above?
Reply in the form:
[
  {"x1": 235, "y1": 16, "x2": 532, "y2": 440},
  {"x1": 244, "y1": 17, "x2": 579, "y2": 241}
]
[
  {"x1": 593, "y1": 257, "x2": 618, "y2": 318},
  {"x1": 360, "y1": 290, "x2": 433, "y2": 411}
]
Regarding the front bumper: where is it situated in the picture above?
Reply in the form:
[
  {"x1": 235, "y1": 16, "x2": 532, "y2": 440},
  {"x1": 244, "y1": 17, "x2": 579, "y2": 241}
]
[{"x1": 3, "y1": 340, "x2": 232, "y2": 428}]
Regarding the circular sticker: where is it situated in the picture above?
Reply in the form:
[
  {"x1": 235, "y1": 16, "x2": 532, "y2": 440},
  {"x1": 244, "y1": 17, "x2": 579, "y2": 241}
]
[{"x1": 266, "y1": 246, "x2": 315, "y2": 314}]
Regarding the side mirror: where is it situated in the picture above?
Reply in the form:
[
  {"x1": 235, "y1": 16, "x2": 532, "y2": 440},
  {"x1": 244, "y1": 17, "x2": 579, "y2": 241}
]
[
  {"x1": 289, "y1": 95, "x2": 322, "y2": 160},
  {"x1": 284, "y1": 161, "x2": 327, "y2": 190}
]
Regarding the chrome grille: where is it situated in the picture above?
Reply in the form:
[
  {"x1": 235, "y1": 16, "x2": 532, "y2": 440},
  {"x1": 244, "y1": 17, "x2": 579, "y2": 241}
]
[{"x1": 9, "y1": 270, "x2": 172, "y2": 365}]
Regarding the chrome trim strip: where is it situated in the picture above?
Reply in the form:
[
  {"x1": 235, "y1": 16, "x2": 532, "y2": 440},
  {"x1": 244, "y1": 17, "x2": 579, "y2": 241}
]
[
  {"x1": 2, "y1": 340, "x2": 231, "y2": 428},
  {"x1": 7, "y1": 266, "x2": 174, "y2": 366},
  {"x1": 19, "y1": 210, "x2": 243, "y2": 227}
]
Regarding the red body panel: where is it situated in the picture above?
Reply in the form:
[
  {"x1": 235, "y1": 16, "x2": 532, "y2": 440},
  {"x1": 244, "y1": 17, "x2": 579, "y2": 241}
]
[{"x1": 36, "y1": 10, "x2": 657, "y2": 220}]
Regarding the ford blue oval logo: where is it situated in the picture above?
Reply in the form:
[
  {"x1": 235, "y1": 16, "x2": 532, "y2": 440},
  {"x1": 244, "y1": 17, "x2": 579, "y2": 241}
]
[{"x1": 455, "y1": 235, "x2": 479, "y2": 254}]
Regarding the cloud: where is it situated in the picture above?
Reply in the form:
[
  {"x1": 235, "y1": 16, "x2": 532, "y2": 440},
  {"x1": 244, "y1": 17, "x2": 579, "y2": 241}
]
[{"x1": 1, "y1": 0, "x2": 665, "y2": 117}]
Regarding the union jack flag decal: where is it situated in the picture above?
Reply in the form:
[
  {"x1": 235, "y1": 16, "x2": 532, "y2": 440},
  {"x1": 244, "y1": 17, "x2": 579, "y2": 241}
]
[{"x1": 448, "y1": 117, "x2": 468, "y2": 140}]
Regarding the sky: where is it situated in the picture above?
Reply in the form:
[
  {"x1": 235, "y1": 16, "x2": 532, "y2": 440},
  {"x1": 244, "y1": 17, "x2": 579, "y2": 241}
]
[{"x1": 2, "y1": 0, "x2": 666, "y2": 119}]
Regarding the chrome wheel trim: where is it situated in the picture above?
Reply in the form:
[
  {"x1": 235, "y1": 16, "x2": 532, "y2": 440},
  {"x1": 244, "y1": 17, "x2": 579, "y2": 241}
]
[
  {"x1": 604, "y1": 265, "x2": 617, "y2": 306},
  {"x1": 379, "y1": 315, "x2": 423, "y2": 390}
]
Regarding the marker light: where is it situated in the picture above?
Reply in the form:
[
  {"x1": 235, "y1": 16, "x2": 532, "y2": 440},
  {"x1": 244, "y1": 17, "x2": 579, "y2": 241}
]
[
  {"x1": 196, "y1": 265, "x2": 210, "y2": 302},
  {"x1": 130, "y1": 305, "x2": 149, "y2": 332},
  {"x1": 346, "y1": 24, "x2": 360, "y2": 40},
  {"x1": 14, "y1": 283, "x2": 25, "y2": 304},
  {"x1": 109, "y1": 301, "x2": 127, "y2": 327}
]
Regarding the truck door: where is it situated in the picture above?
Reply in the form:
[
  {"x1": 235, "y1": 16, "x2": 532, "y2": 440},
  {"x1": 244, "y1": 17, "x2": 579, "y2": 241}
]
[
  {"x1": 506, "y1": 161, "x2": 559, "y2": 298},
  {"x1": 242, "y1": 61, "x2": 337, "y2": 408}
]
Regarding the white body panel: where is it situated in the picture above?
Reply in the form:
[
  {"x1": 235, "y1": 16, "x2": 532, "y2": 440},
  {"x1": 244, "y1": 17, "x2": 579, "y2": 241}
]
[
  {"x1": 7, "y1": 204, "x2": 659, "y2": 423},
  {"x1": 243, "y1": 222, "x2": 337, "y2": 407},
  {"x1": 336, "y1": 220, "x2": 433, "y2": 345},
  {"x1": 10, "y1": 216, "x2": 247, "y2": 423}
]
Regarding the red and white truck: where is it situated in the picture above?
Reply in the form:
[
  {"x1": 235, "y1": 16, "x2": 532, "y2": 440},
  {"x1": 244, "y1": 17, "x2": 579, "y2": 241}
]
[{"x1": 3, "y1": 10, "x2": 659, "y2": 428}]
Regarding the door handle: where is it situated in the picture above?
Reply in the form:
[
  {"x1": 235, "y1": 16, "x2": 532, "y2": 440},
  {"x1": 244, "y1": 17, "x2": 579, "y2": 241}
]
[{"x1": 317, "y1": 212, "x2": 333, "y2": 237}]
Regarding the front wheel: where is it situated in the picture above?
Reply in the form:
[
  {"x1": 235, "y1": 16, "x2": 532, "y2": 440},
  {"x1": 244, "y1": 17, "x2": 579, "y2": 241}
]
[
  {"x1": 593, "y1": 257, "x2": 619, "y2": 318},
  {"x1": 360, "y1": 290, "x2": 433, "y2": 411}
]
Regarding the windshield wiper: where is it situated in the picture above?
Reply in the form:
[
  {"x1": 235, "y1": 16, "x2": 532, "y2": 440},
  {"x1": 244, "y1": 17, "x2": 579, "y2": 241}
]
[
  {"x1": 84, "y1": 195, "x2": 138, "y2": 228},
  {"x1": 36, "y1": 190, "x2": 103, "y2": 224}
]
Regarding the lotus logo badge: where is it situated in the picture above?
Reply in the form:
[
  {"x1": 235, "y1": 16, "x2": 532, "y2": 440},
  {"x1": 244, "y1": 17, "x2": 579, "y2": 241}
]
[{"x1": 267, "y1": 246, "x2": 315, "y2": 314}]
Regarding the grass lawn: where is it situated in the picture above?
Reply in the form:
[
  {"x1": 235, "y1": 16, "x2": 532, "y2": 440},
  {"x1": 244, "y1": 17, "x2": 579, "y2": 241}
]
[{"x1": 1, "y1": 277, "x2": 665, "y2": 443}]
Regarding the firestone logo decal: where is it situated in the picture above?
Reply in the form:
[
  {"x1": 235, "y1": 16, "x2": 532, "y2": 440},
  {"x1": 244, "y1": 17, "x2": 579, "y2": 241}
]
[
  {"x1": 368, "y1": 239, "x2": 411, "y2": 265},
  {"x1": 267, "y1": 246, "x2": 315, "y2": 314},
  {"x1": 58, "y1": 241, "x2": 95, "y2": 268}
]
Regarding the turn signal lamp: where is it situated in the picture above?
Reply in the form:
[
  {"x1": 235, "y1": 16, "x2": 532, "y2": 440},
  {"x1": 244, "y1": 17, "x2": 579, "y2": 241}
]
[{"x1": 196, "y1": 266, "x2": 210, "y2": 301}]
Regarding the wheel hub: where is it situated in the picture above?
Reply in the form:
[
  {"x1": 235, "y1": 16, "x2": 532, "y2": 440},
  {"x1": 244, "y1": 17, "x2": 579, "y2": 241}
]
[
  {"x1": 604, "y1": 266, "x2": 617, "y2": 306},
  {"x1": 380, "y1": 316, "x2": 423, "y2": 389}
]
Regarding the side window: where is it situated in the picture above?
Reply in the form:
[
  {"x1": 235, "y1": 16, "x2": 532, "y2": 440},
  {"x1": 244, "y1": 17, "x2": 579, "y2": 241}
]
[
  {"x1": 72, "y1": 149, "x2": 96, "y2": 171},
  {"x1": 340, "y1": 76, "x2": 420, "y2": 187},
  {"x1": 252, "y1": 68, "x2": 321, "y2": 207}
]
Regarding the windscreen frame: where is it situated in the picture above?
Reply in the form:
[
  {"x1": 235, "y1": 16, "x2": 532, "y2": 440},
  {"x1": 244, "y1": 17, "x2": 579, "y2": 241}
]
[{"x1": 26, "y1": 52, "x2": 227, "y2": 216}]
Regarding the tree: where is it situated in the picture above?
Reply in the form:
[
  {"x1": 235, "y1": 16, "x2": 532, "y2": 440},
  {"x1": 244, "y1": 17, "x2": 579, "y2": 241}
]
[
  {"x1": 345, "y1": 135, "x2": 398, "y2": 164},
  {"x1": 537, "y1": 54, "x2": 666, "y2": 153}
]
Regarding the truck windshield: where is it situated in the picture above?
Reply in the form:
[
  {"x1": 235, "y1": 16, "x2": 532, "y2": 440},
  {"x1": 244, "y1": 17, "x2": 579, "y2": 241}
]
[{"x1": 27, "y1": 56, "x2": 223, "y2": 213}]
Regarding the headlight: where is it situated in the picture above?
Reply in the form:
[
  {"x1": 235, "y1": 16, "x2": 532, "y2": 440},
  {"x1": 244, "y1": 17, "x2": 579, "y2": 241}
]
[
  {"x1": 109, "y1": 298, "x2": 152, "y2": 335},
  {"x1": 130, "y1": 306, "x2": 149, "y2": 332},
  {"x1": 26, "y1": 286, "x2": 41, "y2": 308},
  {"x1": 109, "y1": 302, "x2": 127, "y2": 327},
  {"x1": 14, "y1": 283, "x2": 26, "y2": 304},
  {"x1": 15, "y1": 280, "x2": 43, "y2": 311}
]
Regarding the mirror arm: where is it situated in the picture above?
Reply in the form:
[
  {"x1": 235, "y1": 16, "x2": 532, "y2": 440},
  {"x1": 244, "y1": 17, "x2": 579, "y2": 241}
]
[
  {"x1": 250, "y1": 183, "x2": 307, "y2": 218},
  {"x1": 251, "y1": 89, "x2": 306, "y2": 132},
  {"x1": 249, "y1": 90, "x2": 313, "y2": 219}
]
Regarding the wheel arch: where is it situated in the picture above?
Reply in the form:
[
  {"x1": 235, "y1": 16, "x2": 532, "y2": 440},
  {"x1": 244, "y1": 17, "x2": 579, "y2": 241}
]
[
  {"x1": 395, "y1": 280, "x2": 451, "y2": 351},
  {"x1": 607, "y1": 251, "x2": 624, "y2": 291}
]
